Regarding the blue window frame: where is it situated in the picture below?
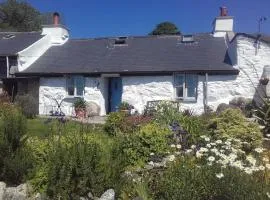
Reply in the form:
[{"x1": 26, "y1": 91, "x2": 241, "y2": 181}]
[
  {"x1": 174, "y1": 73, "x2": 198, "y2": 101},
  {"x1": 66, "y1": 76, "x2": 85, "y2": 96}
]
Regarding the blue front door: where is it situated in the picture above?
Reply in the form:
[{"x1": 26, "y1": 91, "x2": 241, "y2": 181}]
[{"x1": 109, "y1": 77, "x2": 122, "y2": 112}]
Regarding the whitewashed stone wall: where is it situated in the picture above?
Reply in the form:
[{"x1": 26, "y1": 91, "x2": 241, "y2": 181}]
[{"x1": 39, "y1": 77, "x2": 107, "y2": 116}]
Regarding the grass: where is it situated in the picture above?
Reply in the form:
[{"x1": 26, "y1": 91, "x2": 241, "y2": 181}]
[{"x1": 27, "y1": 117, "x2": 104, "y2": 138}]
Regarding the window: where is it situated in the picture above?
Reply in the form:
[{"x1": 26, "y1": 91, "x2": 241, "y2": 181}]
[
  {"x1": 66, "y1": 76, "x2": 85, "y2": 96},
  {"x1": 174, "y1": 73, "x2": 198, "y2": 101}
]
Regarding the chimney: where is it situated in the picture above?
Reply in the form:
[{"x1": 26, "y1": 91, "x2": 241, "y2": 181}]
[
  {"x1": 53, "y1": 12, "x2": 60, "y2": 25},
  {"x1": 213, "y1": 6, "x2": 234, "y2": 37},
  {"x1": 220, "y1": 6, "x2": 228, "y2": 17}
]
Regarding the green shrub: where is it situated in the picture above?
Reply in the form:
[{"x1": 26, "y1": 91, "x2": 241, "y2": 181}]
[
  {"x1": 255, "y1": 98, "x2": 270, "y2": 136},
  {"x1": 0, "y1": 103, "x2": 32, "y2": 185},
  {"x1": 35, "y1": 132, "x2": 125, "y2": 199},
  {"x1": 104, "y1": 112, "x2": 126, "y2": 136},
  {"x1": 121, "y1": 122, "x2": 170, "y2": 167},
  {"x1": 154, "y1": 101, "x2": 181, "y2": 125},
  {"x1": 209, "y1": 109, "x2": 262, "y2": 151},
  {"x1": 153, "y1": 158, "x2": 270, "y2": 200},
  {"x1": 15, "y1": 94, "x2": 38, "y2": 118}
]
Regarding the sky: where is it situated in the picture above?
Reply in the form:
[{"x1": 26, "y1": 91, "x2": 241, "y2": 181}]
[{"x1": 25, "y1": 0, "x2": 270, "y2": 38}]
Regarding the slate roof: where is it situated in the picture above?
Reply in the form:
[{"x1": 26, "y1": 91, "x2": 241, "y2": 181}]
[
  {"x1": 0, "y1": 32, "x2": 43, "y2": 56},
  {"x1": 19, "y1": 33, "x2": 238, "y2": 75}
]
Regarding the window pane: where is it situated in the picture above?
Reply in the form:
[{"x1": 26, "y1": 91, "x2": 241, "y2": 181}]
[
  {"x1": 176, "y1": 87, "x2": 184, "y2": 98},
  {"x1": 67, "y1": 76, "x2": 75, "y2": 96},
  {"x1": 186, "y1": 74, "x2": 197, "y2": 98},
  {"x1": 76, "y1": 76, "x2": 84, "y2": 96},
  {"x1": 174, "y1": 74, "x2": 184, "y2": 86}
]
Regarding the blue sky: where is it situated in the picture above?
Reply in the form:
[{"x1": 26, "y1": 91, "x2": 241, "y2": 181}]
[{"x1": 27, "y1": 0, "x2": 270, "y2": 38}]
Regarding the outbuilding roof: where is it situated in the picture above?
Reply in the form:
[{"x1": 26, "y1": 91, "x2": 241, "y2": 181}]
[
  {"x1": 0, "y1": 32, "x2": 43, "y2": 56},
  {"x1": 19, "y1": 33, "x2": 238, "y2": 75}
]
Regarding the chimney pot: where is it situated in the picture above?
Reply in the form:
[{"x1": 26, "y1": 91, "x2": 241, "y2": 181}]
[
  {"x1": 53, "y1": 12, "x2": 60, "y2": 25},
  {"x1": 220, "y1": 6, "x2": 228, "y2": 17}
]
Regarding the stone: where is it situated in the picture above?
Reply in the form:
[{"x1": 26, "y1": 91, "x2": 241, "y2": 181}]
[
  {"x1": 88, "y1": 191, "x2": 94, "y2": 199},
  {"x1": 0, "y1": 182, "x2": 6, "y2": 200},
  {"x1": 4, "y1": 183, "x2": 28, "y2": 200},
  {"x1": 86, "y1": 101, "x2": 101, "y2": 117},
  {"x1": 99, "y1": 189, "x2": 115, "y2": 200}
]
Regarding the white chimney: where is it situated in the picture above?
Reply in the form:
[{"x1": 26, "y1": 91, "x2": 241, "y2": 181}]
[
  {"x1": 213, "y1": 7, "x2": 234, "y2": 37},
  {"x1": 41, "y1": 12, "x2": 69, "y2": 45}
]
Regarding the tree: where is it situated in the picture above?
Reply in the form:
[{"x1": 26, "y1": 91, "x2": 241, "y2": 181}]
[
  {"x1": 149, "y1": 21, "x2": 180, "y2": 35},
  {"x1": 0, "y1": 0, "x2": 41, "y2": 32}
]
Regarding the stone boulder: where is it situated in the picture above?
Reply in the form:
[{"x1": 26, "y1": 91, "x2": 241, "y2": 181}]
[
  {"x1": 4, "y1": 183, "x2": 28, "y2": 200},
  {"x1": 0, "y1": 182, "x2": 6, "y2": 200},
  {"x1": 86, "y1": 101, "x2": 101, "y2": 117},
  {"x1": 99, "y1": 189, "x2": 115, "y2": 200}
]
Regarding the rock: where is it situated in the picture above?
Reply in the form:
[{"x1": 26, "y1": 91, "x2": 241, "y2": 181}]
[
  {"x1": 86, "y1": 102, "x2": 101, "y2": 117},
  {"x1": 0, "y1": 182, "x2": 6, "y2": 200},
  {"x1": 99, "y1": 189, "x2": 115, "y2": 200},
  {"x1": 88, "y1": 192, "x2": 94, "y2": 199},
  {"x1": 4, "y1": 183, "x2": 28, "y2": 200}
]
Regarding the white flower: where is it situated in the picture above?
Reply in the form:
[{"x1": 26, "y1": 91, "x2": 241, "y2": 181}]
[
  {"x1": 263, "y1": 157, "x2": 269, "y2": 162},
  {"x1": 216, "y1": 140, "x2": 222, "y2": 144},
  {"x1": 216, "y1": 173, "x2": 224, "y2": 179},
  {"x1": 191, "y1": 145, "x2": 196, "y2": 149},
  {"x1": 267, "y1": 192, "x2": 270, "y2": 198},
  {"x1": 266, "y1": 164, "x2": 270, "y2": 169},
  {"x1": 204, "y1": 137, "x2": 210, "y2": 142},
  {"x1": 206, "y1": 144, "x2": 211, "y2": 148},
  {"x1": 244, "y1": 167, "x2": 253, "y2": 174},
  {"x1": 246, "y1": 155, "x2": 256, "y2": 166},
  {"x1": 207, "y1": 162, "x2": 213, "y2": 166},
  {"x1": 166, "y1": 155, "x2": 176, "y2": 162},
  {"x1": 225, "y1": 141, "x2": 231, "y2": 146},
  {"x1": 228, "y1": 153, "x2": 237, "y2": 162},
  {"x1": 199, "y1": 147, "x2": 208, "y2": 153},
  {"x1": 254, "y1": 148, "x2": 264, "y2": 153},
  {"x1": 196, "y1": 151, "x2": 203, "y2": 158},
  {"x1": 230, "y1": 160, "x2": 244, "y2": 170},
  {"x1": 207, "y1": 156, "x2": 215, "y2": 162},
  {"x1": 259, "y1": 166, "x2": 265, "y2": 171},
  {"x1": 170, "y1": 144, "x2": 176, "y2": 148},
  {"x1": 210, "y1": 142, "x2": 216, "y2": 146},
  {"x1": 266, "y1": 134, "x2": 270, "y2": 138},
  {"x1": 176, "y1": 144, "x2": 181, "y2": 149},
  {"x1": 150, "y1": 152, "x2": 155, "y2": 156},
  {"x1": 185, "y1": 149, "x2": 193, "y2": 154},
  {"x1": 148, "y1": 161, "x2": 154, "y2": 166},
  {"x1": 200, "y1": 135, "x2": 207, "y2": 139}
]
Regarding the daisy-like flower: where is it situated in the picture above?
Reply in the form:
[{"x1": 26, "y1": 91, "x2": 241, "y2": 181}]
[
  {"x1": 266, "y1": 192, "x2": 270, "y2": 198},
  {"x1": 254, "y1": 148, "x2": 264, "y2": 153},
  {"x1": 266, "y1": 164, "x2": 270, "y2": 170},
  {"x1": 176, "y1": 144, "x2": 181, "y2": 149},
  {"x1": 191, "y1": 145, "x2": 196, "y2": 149},
  {"x1": 196, "y1": 151, "x2": 203, "y2": 158},
  {"x1": 150, "y1": 152, "x2": 155, "y2": 156},
  {"x1": 185, "y1": 149, "x2": 193, "y2": 154},
  {"x1": 216, "y1": 173, "x2": 224, "y2": 179},
  {"x1": 246, "y1": 155, "x2": 256, "y2": 166},
  {"x1": 263, "y1": 157, "x2": 269, "y2": 162},
  {"x1": 170, "y1": 144, "x2": 176, "y2": 148},
  {"x1": 259, "y1": 166, "x2": 265, "y2": 171},
  {"x1": 199, "y1": 147, "x2": 208, "y2": 153},
  {"x1": 204, "y1": 137, "x2": 210, "y2": 142},
  {"x1": 207, "y1": 156, "x2": 215, "y2": 162},
  {"x1": 216, "y1": 140, "x2": 222, "y2": 144},
  {"x1": 244, "y1": 167, "x2": 253, "y2": 174},
  {"x1": 206, "y1": 144, "x2": 211, "y2": 148},
  {"x1": 266, "y1": 134, "x2": 270, "y2": 138}
]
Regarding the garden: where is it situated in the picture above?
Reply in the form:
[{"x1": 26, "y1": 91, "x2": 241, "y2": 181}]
[{"x1": 0, "y1": 95, "x2": 269, "y2": 200}]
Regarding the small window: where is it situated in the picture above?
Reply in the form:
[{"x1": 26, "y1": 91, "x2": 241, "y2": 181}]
[
  {"x1": 114, "y1": 37, "x2": 127, "y2": 45},
  {"x1": 66, "y1": 76, "x2": 85, "y2": 96},
  {"x1": 174, "y1": 73, "x2": 198, "y2": 101},
  {"x1": 182, "y1": 35, "x2": 194, "y2": 43}
]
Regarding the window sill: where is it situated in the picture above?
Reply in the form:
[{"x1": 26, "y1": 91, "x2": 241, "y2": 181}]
[{"x1": 175, "y1": 98, "x2": 197, "y2": 103}]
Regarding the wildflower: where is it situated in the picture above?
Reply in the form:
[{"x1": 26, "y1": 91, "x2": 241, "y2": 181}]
[
  {"x1": 166, "y1": 155, "x2": 175, "y2": 162},
  {"x1": 185, "y1": 149, "x2": 193, "y2": 154},
  {"x1": 196, "y1": 151, "x2": 203, "y2": 158},
  {"x1": 254, "y1": 148, "x2": 264, "y2": 153},
  {"x1": 148, "y1": 161, "x2": 154, "y2": 166},
  {"x1": 244, "y1": 168, "x2": 253, "y2": 174},
  {"x1": 200, "y1": 135, "x2": 207, "y2": 139},
  {"x1": 191, "y1": 145, "x2": 196, "y2": 149},
  {"x1": 216, "y1": 173, "x2": 224, "y2": 179},
  {"x1": 266, "y1": 164, "x2": 270, "y2": 169},
  {"x1": 204, "y1": 137, "x2": 210, "y2": 142},
  {"x1": 176, "y1": 144, "x2": 181, "y2": 149},
  {"x1": 267, "y1": 192, "x2": 270, "y2": 198},
  {"x1": 206, "y1": 144, "x2": 211, "y2": 148},
  {"x1": 246, "y1": 155, "x2": 256, "y2": 166},
  {"x1": 216, "y1": 140, "x2": 222, "y2": 144},
  {"x1": 266, "y1": 134, "x2": 270, "y2": 138},
  {"x1": 207, "y1": 162, "x2": 213, "y2": 166},
  {"x1": 258, "y1": 166, "x2": 265, "y2": 171},
  {"x1": 150, "y1": 152, "x2": 155, "y2": 156},
  {"x1": 210, "y1": 142, "x2": 216, "y2": 146},
  {"x1": 225, "y1": 141, "x2": 231, "y2": 146},
  {"x1": 263, "y1": 157, "x2": 269, "y2": 162},
  {"x1": 170, "y1": 144, "x2": 176, "y2": 148},
  {"x1": 207, "y1": 156, "x2": 215, "y2": 162},
  {"x1": 199, "y1": 147, "x2": 208, "y2": 153}
]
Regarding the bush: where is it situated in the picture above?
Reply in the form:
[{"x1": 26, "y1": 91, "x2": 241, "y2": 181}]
[
  {"x1": 121, "y1": 122, "x2": 170, "y2": 167},
  {"x1": 255, "y1": 98, "x2": 270, "y2": 136},
  {"x1": 154, "y1": 101, "x2": 180, "y2": 125},
  {"x1": 104, "y1": 112, "x2": 126, "y2": 136},
  {"x1": 15, "y1": 94, "x2": 38, "y2": 118},
  {"x1": 31, "y1": 132, "x2": 125, "y2": 199},
  {"x1": 0, "y1": 103, "x2": 32, "y2": 185},
  {"x1": 209, "y1": 109, "x2": 262, "y2": 151},
  {"x1": 152, "y1": 158, "x2": 270, "y2": 200}
]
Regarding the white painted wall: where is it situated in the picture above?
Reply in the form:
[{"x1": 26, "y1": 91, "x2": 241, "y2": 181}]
[{"x1": 39, "y1": 77, "x2": 107, "y2": 116}]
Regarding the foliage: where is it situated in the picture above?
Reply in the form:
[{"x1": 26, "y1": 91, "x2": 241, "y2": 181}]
[
  {"x1": 209, "y1": 109, "x2": 262, "y2": 152},
  {"x1": 149, "y1": 21, "x2": 180, "y2": 35},
  {"x1": 0, "y1": 0, "x2": 41, "y2": 31},
  {"x1": 255, "y1": 98, "x2": 270, "y2": 136},
  {"x1": 104, "y1": 112, "x2": 126, "y2": 136},
  {"x1": 15, "y1": 94, "x2": 37, "y2": 118},
  {"x1": 154, "y1": 101, "x2": 180, "y2": 125},
  {"x1": 121, "y1": 122, "x2": 170, "y2": 167},
  {"x1": 73, "y1": 97, "x2": 87, "y2": 110},
  {"x1": 119, "y1": 101, "x2": 133, "y2": 110},
  {"x1": 0, "y1": 103, "x2": 33, "y2": 185},
  {"x1": 152, "y1": 157, "x2": 270, "y2": 200}
]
